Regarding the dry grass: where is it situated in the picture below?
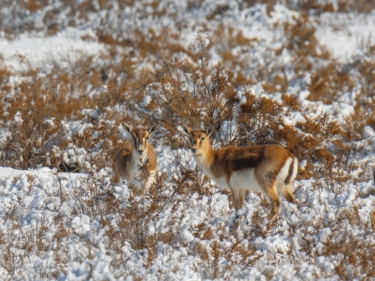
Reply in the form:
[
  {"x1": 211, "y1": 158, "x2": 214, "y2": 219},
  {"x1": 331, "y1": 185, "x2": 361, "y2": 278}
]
[
  {"x1": 0, "y1": 24, "x2": 370, "y2": 185},
  {"x1": 0, "y1": 0, "x2": 375, "y2": 279}
]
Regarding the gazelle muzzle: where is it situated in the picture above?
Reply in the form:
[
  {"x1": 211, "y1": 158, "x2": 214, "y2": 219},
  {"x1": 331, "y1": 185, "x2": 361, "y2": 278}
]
[
  {"x1": 191, "y1": 145, "x2": 198, "y2": 153},
  {"x1": 136, "y1": 141, "x2": 145, "y2": 155}
]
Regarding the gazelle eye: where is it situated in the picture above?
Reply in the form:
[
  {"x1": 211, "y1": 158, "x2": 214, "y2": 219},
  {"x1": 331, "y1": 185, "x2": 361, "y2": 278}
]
[{"x1": 200, "y1": 137, "x2": 205, "y2": 141}]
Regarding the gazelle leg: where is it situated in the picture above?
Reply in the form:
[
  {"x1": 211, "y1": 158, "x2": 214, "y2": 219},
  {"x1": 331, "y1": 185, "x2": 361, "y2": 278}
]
[
  {"x1": 282, "y1": 185, "x2": 297, "y2": 204},
  {"x1": 237, "y1": 189, "x2": 245, "y2": 211},
  {"x1": 265, "y1": 185, "x2": 281, "y2": 221},
  {"x1": 142, "y1": 177, "x2": 151, "y2": 195},
  {"x1": 228, "y1": 187, "x2": 245, "y2": 229},
  {"x1": 230, "y1": 187, "x2": 244, "y2": 212}
]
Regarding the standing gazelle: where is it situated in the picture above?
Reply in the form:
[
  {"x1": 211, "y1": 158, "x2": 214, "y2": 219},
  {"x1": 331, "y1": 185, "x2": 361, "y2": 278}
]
[
  {"x1": 181, "y1": 125, "x2": 298, "y2": 221},
  {"x1": 113, "y1": 123, "x2": 158, "y2": 194}
]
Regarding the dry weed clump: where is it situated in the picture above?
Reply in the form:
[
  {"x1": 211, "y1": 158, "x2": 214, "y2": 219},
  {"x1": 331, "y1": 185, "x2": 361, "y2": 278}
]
[
  {"x1": 283, "y1": 15, "x2": 322, "y2": 57},
  {"x1": 192, "y1": 226, "x2": 259, "y2": 279},
  {"x1": 324, "y1": 233, "x2": 375, "y2": 279},
  {"x1": 136, "y1": 39, "x2": 238, "y2": 140},
  {"x1": 0, "y1": 53, "x2": 123, "y2": 170},
  {"x1": 355, "y1": 41, "x2": 375, "y2": 108},
  {"x1": 212, "y1": 25, "x2": 258, "y2": 74},
  {"x1": 334, "y1": 0, "x2": 375, "y2": 13},
  {"x1": 20, "y1": 0, "x2": 43, "y2": 12},
  {"x1": 277, "y1": 203, "x2": 375, "y2": 279},
  {"x1": 0, "y1": 204, "x2": 59, "y2": 278},
  {"x1": 241, "y1": 0, "x2": 375, "y2": 14},
  {"x1": 308, "y1": 63, "x2": 355, "y2": 104},
  {"x1": 0, "y1": 65, "x2": 11, "y2": 90}
]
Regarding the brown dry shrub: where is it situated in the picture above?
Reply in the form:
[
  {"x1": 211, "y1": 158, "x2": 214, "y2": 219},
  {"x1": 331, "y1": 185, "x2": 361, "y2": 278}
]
[
  {"x1": 213, "y1": 25, "x2": 258, "y2": 72},
  {"x1": 21, "y1": 0, "x2": 46, "y2": 12},
  {"x1": 247, "y1": 0, "x2": 375, "y2": 14},
  {"x1": 283, "y1": 15, "x2": 327, "y2": 59},
  {"x1": 262, "y1": 74, "x2": 288, "y2": 94},
  {"x1": 308, "y1": 64, "x2": 355, "y2": 104},
  {"x1": 237, "y1": 94, "x2": 283, "y2": 144},
  {"x1": 295, "y1": 114, "x2": 346, "y2": 179},
  {"x1": 335, "y1": 0, "x2": 375, "y2": 13},
  {"x1": 134, "y1": 45, "x2": 238, "y2": 142},
  {"x1": 0, "y1": 55, "x2": 112, "y2": 169},
  {"x1": 343, "y1": 108, "x2": 375, "y2": 142},
  {"x1": 99, "y1": 24, "x2": 188, "y2": 63},
  {"x1": 1, "y1": 80, "x2": 69, "y2": 169},
  {"x1": 325, "y1": 232, "x2": 375, "y2": 279},
  {"x1": 299, "y1": 1, "x2": 335, "y2": 13},
  {"x1": 355, "y1": 41, "x2": 375, "y2": 108},
  {"x1": 281, "y1": 14, "x2": 330, "y2": 85},
  {"x1": 0, "y1": 65, "x2": 11, "y2": 85}
]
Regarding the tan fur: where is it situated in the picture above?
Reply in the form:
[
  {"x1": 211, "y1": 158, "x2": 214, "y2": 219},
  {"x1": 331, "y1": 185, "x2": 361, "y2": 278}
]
[
  {"x1": 371, "y1": 210, "x2": 375, "y2": 232},
  {"x1": 113, "y1": 124, "x2": 157, "y2": 194},
  {"x1": 182, "y1": 125, "x2": 298, "y2": 221}
]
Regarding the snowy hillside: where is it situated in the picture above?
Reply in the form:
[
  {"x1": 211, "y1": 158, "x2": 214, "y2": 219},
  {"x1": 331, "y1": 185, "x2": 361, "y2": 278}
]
[{"x1": 0, "y1": 0, "x2": 375, "y2": 280}]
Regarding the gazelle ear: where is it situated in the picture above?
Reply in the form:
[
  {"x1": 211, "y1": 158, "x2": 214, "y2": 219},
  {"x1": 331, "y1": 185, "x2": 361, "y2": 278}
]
[
  {"x1": 148, "y1": 124, "x2": 158, "y2": 136},
  {"x1": 206, "y1": 125, "x2": 215, "y2": 138},
  {"x1": 181, "y1": 125, "x2": 191, "y2": 136},
  {"x1": 122, "y1": 123, "x2": 133, "y2": 133}
]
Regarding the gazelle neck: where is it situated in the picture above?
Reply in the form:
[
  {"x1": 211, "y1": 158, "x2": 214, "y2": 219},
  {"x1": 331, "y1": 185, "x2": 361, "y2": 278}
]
[{"x1": 193, "y1": 141, "x2": 216, "y2": 170}]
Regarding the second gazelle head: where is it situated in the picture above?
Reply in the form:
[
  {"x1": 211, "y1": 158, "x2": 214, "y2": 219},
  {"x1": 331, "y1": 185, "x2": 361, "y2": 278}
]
[
  {"x1": 123, "y1": 123, "x2": 157, "y2": 156},
  {"x1": 181, "y1": 125, "x2": 214, "y2": 156}
]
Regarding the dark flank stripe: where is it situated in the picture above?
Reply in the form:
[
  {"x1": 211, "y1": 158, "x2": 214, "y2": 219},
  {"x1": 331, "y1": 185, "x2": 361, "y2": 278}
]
[
  {"x1": 231, "y1": 154, "x2": 261, "y2": 171},
  {"x1": 228, "y1": 147, "x2": 265, "y2": 172},
  {"x1": 284, "y1": 158, "x2": 294, "y2": 185}
]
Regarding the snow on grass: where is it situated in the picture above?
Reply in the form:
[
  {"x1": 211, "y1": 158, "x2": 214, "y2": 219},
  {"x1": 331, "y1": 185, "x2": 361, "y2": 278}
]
[
  {"x1": 0, "y1": 1, "x2": 375, "y2": 280},
  {"x1": 0, "y1": 28, "x2": 106, "y2": 73},
  {"x1": 315, "y1": 11, "x2": 375, "y2": 62},
  {"x1": 0, "y1": 140, "x2": 374, "y2": 279}
]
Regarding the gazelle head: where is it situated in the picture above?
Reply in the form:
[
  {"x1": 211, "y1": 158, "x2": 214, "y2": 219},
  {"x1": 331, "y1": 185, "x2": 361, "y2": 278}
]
[
  {"x1": 181, "y1": 125, "x2": 214, "y2": 156},
  {"x1": 123, "y1": 123, "x2": 157, "y2": 156}
]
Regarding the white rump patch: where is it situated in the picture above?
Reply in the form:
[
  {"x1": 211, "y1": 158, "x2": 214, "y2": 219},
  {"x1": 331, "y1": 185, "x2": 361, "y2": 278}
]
[{"x1": 276, "y1": 157, "x2": 293, "y2": 186}]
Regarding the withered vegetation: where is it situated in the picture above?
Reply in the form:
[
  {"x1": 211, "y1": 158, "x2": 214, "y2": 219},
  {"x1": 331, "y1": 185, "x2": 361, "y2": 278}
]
[{"x1": 0, "y1": 0, "x2": 375, "y2": 280}]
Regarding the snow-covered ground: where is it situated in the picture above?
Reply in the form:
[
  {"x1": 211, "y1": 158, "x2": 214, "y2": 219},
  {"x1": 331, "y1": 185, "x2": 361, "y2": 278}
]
[
  {"x1": 0, "y1": 29, "x2": 106, "y2": 73},
  {"x1": 1, "y1": 142, "x2": 375, "y2": 280},
  {"x1": 1, "y1": 1, "x2": 375, "y2": 280}
]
